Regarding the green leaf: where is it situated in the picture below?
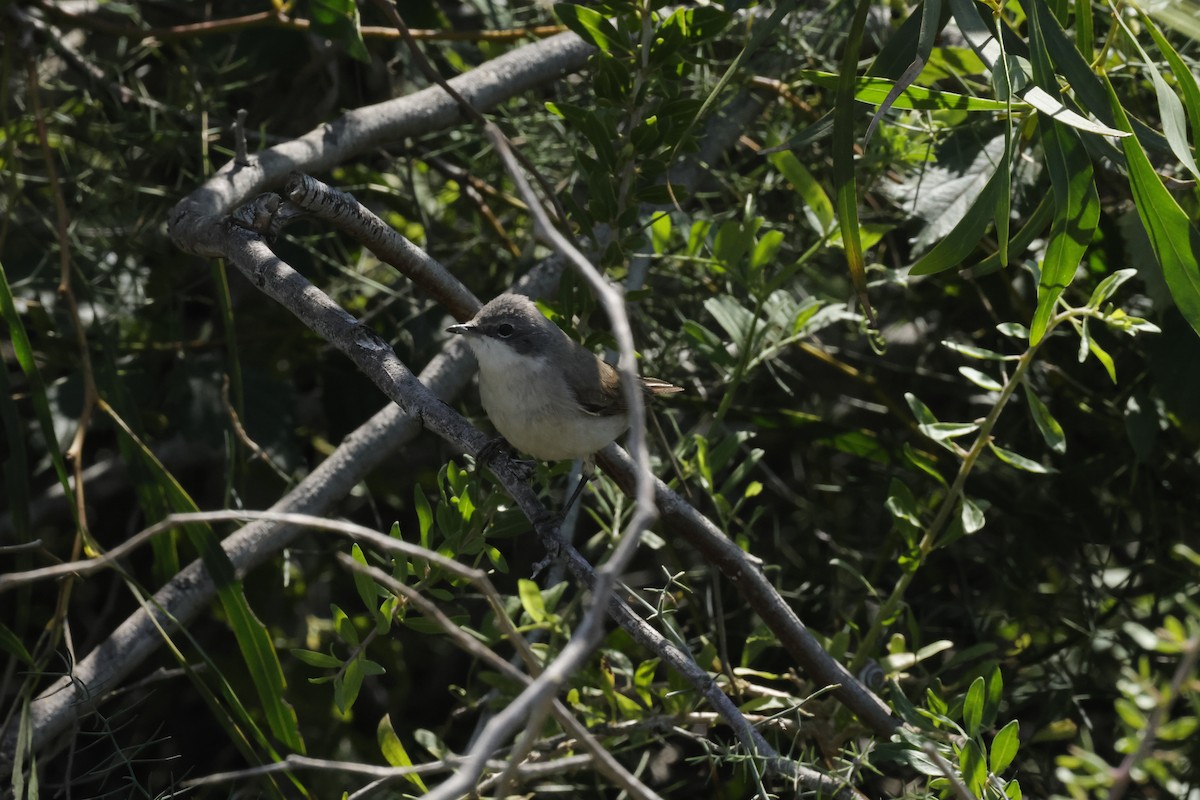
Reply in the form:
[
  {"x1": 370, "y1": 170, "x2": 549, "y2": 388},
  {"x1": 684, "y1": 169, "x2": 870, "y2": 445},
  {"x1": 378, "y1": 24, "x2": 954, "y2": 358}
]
[
  {"x1": 961, "y1": 496, "x2": 986, "y2": 534},
  {"x1": 336, "y1": 657, "x2": 365, "y2": 713},
  {"x1": 769, "y1": 151, "x2": 835, "y2": 235},
  {"x1": 1028, "y1": 0, "x2": 1100, "y2": 343},
  {"x1": 292, "y1": 649, "x2": 342, "y2": 669},
  {"x1": 554, "y1": 4, "x2": 630, "y2": 54},
  {"x1": 518, "y1": 578, "x2": 547, "y2": 624},
  {"x1": 948, "y1": 0, "x2": 1127, "y2": 138},
  {"x1": 1104, "y1": 76, "x2": 1200, "y2": 339},
  {"x1": 996, "y1": 322, "x2": 1030, "y2": 339},
  {"x1": 1023, "y1": 383, "x2": 1066, "y2": 454},
  {"x1": 959, "y1": 367, "x2": 1003, "y2": 391},
  {"x1": 806, "y1": 71, "x2": 1023, "y2": 112},
  {"x1": 414, "y1": 489, "x2": 432, "y2": 554},
  {"x1": 920, "y1": 422, "x2": 980, "y2": 442},
  {"x1": 963, "y1": 676, "x2": 985, "y2": 737},
  {"x1": 989, "y1": 443, "x2": 1056, "y2": 473},
  {"x1": 308, "y1": 0, "x2": 370, "y2": 63},
  {"x1": 1087, "y1": 268, "x2": 1137, "y2": 308},
  {"x1": 378, "y1": 714, "x2": 429, "y2": 791},
  {"x1": 909, "y1": 162, "x2": 1007, "y2": 277},
  {"x1": 886, "y1": 478, "x2": 922, "y2": 529},
  {"x1": 991, "y1": 719, "x2": 1021, "y2": 773},
  {"x1": 350, "y1": 543, "x2": 379, "y2": 614},
  {"x1": 1119, "y1": 14, "x2": 1200, "y2": 181},
  {"x1": 959, "y1": 738, "x2": 988, "y2": 796},
  {"x1": 0, "y1": 623, "x2": 34, "y2": 665},
  {"x1": 832, "y1": 0, "x2": 877, "y2": 322},
  {"x1": 905, "y1": 392, "x2": 939, "y2": 426},
  {"x1": 984, "y1": 663, "x2": 1003, "y2": 725},
  {"x1": 1140, "y1": 11, "x2": 1200, "y2": 156},
  {"x1": 942, "y1": 340, "x2": 1011, "y2": 360},
  {"x1": 649, "y1": 212, "x2": 672, "y2": 254},
  {"x1": 332, "y1": 603, "x2": 359, "y2": 647}
]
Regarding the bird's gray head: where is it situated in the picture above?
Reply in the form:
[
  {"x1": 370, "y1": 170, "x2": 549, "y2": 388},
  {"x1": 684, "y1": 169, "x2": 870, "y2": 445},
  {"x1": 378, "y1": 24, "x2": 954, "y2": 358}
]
[{"x1": 446, "y1": 294, "x2": 566, "y2": 359}]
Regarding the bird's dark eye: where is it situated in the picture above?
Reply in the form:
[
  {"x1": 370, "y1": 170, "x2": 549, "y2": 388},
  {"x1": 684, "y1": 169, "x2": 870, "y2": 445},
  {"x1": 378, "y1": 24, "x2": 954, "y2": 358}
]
[{"x1": 496, "y1": 323, "x2": 515, "y2": 338}]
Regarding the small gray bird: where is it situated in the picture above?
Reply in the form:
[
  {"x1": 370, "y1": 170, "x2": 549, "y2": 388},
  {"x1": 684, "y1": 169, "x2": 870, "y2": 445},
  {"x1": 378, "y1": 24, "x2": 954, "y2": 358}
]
[{"x1": 447, "y1": 293, "x2": 680, "y2": 509}]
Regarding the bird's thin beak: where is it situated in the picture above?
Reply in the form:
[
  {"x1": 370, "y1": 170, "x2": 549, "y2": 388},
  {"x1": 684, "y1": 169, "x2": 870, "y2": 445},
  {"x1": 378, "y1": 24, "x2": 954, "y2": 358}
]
[{"x1": 446, "y1": 323, "x2": 475, "y2": 336}]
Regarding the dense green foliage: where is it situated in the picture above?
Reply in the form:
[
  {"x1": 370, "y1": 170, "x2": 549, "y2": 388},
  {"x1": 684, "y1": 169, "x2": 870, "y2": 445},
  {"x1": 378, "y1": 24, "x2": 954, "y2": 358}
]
[{"x1": 2, "y1": 0, "x2": 1199, "y2": 798}]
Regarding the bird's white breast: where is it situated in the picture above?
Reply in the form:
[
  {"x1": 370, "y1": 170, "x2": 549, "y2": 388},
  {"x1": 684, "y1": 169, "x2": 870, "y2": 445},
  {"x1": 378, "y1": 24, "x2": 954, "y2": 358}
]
[{"x1": 466, "y1": 337, "x2": 629, "y2": 461}]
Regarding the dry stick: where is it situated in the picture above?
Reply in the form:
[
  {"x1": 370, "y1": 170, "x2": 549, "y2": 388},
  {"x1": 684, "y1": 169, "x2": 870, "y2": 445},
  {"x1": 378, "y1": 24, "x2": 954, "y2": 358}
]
[{"x1": 282, "y1": 172, "x2": 481, "y2": 321}]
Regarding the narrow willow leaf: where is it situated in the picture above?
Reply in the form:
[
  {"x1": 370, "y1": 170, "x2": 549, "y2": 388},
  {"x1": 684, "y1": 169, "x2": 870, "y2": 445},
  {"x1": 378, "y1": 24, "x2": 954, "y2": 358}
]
[
  {"x1": 964, "y1": 676, "x2": 985, "y2": 737},
  {"x1": 554, "y1": 4, "x2": 630, "y2": 54},
  {"x1": 989, "y1": 443, "x2": 1056, "y2": 473},
  {"x1": 996, "y1": 322, "x2": 1030, "y2": 339},
  {"x1": 984, "y1": 663, "x2": 1003, "y2": 725},
  {"x1": 959, "y1": 738, "x2": 988, "y2": 796},
  {"x1": 865, "y1": 0, "x2": 944, "y2": 144},
  {"x1": 991, "y1": 719, "x2": 1021, "y2": 773},
  {"x1": 942, "y1": 340, "x2": 1010, "y2": 360},
  {"x1": 1141, "y1": 11, "x2": 1200, "y2": 140},
  {"x1": 920, "y1": 422, "x2": 980, "y2": 441},
  {"x1": 961, "y1": 496, "x2": 986, "y2": 534},
  {"x1": 948, "y1": 0, "x2": 1127, "y2": 138},
  {"x1": 905, "y1": 392, "x2": 940, "y2": 426},
  {"x1": 769, "y1": 151, "x2": 835, "y2": 234},
  {"x1": 337, "y1": 658, "x2": 364, "y2": 712},
  {"x1": 960, "y1": 367, "x2": 1003, "y2": 391},
  {"x1": 378, "y1": 714, "x2": 430, "y2": 791},
  {"x1": 292, "y1": 649, "x2": 342, "y2": 669},
  {"x1": 1104, "y1": 77, "x2": 1200, "y2": 338},
  {"x1": 1029, "y1": 0, "x2": 1100, "y2": 344},
  {"x1": 1087, "y1": 268, "x2": 1137, "y2": 308},
  {"x1": 108, "y1": 410, "x2": 306, "y2": 753},
  {"x1": 350, "y1": 544, "x2": 379, "y2": 616},
  {"x1": 805, "y1": 73, "x2": 1024, "y2": 112},
  {"x1": 1023, "y1": 383, "x2": 1067, "y2": 453},
  {"x1": 910, "y1": 164, "x2": 1007, "y2": 276},
  {"x1": 1118, "y1": 13, "x2": 1200, "y2": 181},
  {"x1": 833, "y1": 0, "x2": 877, "y2": 323}
]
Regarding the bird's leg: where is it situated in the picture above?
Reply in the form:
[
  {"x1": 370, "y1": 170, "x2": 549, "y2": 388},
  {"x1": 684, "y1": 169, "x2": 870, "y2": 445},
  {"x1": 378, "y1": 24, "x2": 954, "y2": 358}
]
[
  {"x1": 561, "y1": 457, "x2": 597, "y2": 516},
  {"x1": 477, "y1": 436, "x2": 536, "y2": 482}
]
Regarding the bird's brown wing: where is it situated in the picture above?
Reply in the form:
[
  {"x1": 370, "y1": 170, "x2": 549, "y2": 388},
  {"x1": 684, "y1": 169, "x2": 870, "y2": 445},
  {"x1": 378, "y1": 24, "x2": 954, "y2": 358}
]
[
  {"x1": 641, "y1": 376, "x2": 683, "y2": 395},
  {"x1": 567, "y1": 349, "x2": 627, "y2": 417},
  {"x1": 566, "y1": 343, "x2": 682, "y2": 415}
]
